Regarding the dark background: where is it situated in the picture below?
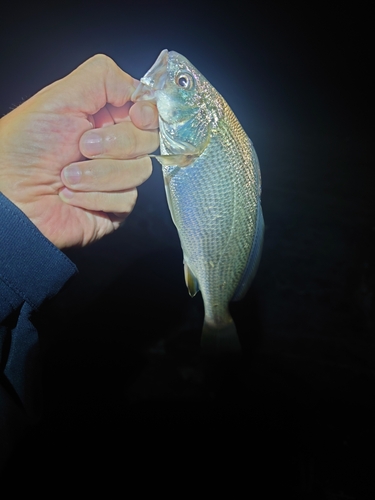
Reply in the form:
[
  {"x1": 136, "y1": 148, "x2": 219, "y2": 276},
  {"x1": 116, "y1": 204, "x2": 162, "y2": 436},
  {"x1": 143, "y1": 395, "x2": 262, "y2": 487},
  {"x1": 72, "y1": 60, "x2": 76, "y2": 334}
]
[{"x1": 1, "y1": 1, "x2": 374, "y2": 497}]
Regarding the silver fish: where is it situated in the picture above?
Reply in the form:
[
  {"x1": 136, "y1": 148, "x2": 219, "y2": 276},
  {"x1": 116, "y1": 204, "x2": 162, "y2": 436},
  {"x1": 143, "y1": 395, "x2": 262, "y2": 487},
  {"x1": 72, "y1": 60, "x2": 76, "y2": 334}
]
[{"x1": 132, "y1": 50, "x2": 264, "y2": 354}]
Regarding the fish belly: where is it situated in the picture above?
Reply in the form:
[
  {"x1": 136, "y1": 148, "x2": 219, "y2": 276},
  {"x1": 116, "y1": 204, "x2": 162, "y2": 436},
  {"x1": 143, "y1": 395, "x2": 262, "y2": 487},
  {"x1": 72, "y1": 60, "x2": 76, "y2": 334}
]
[{"x1": 163, "y1": 133, "x2": 259, "y2": 330}]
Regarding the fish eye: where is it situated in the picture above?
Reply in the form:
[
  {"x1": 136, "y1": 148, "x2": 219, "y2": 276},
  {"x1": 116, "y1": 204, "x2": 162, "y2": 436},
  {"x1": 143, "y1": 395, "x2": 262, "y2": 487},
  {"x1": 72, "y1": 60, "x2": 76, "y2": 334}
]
[{"x1": 175, "y1": 72, "x2": 194, "y2": 90}]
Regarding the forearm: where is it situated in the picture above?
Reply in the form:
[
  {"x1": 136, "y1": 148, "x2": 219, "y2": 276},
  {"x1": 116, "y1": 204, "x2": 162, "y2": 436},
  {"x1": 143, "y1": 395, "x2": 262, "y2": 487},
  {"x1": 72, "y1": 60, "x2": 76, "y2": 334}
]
[{"x1": 0, "y1": 192, "x2": 77, "y2": 412}]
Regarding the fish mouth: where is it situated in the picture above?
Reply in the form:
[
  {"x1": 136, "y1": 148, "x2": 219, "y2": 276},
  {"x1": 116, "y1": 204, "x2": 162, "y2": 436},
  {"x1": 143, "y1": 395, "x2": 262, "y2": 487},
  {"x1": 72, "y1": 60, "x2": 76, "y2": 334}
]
[{"x1": 131, "y1": 49, "x2": 169, "y2": 102}]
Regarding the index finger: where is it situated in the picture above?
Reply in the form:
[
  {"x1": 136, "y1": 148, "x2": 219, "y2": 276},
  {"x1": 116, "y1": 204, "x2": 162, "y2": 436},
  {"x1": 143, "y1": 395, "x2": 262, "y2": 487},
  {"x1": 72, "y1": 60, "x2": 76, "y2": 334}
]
[{"x1": 36, "y1": 54, "x2": 137, "y2": 116}]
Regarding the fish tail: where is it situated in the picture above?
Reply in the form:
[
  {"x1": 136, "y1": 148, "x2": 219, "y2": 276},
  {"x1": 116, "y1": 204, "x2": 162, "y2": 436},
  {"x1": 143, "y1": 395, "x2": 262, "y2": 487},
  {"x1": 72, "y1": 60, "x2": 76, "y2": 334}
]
[{"x1": 201, "y1": 318, "x2": 241, "y2": 356}]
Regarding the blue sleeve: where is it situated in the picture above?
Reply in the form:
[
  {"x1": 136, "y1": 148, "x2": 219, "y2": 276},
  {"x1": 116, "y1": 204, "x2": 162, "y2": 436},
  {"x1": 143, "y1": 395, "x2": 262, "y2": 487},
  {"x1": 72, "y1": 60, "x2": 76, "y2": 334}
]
[{"x1": 0, "y1": 193, "x2": 77, "y2": 418}]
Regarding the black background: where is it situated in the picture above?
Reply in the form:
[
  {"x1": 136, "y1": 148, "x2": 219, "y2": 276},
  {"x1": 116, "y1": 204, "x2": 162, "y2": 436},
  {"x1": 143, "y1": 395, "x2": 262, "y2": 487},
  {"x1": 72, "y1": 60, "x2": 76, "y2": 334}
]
[{"x1": 1, "y1": 1, "x2": 374, "y2": 497}]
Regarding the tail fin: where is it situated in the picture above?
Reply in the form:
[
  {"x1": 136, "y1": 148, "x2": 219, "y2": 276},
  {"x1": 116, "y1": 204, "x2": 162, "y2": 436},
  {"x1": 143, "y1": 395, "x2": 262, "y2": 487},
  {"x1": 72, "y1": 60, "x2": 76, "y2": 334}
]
[{"x1": 201, "y1": 319, "x2": 241, "y2": 356}]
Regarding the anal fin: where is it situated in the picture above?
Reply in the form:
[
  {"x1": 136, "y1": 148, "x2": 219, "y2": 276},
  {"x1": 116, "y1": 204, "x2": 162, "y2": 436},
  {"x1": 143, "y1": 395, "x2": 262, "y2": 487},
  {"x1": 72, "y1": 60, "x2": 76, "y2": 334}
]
[{"x1": 184, "y1": 262, "x2": 199, "y2": 297}]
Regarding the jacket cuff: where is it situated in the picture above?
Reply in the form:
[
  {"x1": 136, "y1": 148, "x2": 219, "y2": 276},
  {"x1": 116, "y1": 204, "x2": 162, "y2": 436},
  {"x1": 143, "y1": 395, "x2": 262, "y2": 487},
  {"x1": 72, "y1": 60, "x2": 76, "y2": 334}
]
[{"x1": 0, "y1": 193, "x2": 77, "y2": 310}]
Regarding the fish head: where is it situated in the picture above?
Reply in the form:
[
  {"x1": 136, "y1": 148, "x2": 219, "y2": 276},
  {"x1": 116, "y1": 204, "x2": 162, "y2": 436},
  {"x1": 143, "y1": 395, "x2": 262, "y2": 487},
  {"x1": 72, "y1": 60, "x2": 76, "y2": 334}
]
[{"x1": 132, "y1": 50, "x2": 224, "y2": 156}]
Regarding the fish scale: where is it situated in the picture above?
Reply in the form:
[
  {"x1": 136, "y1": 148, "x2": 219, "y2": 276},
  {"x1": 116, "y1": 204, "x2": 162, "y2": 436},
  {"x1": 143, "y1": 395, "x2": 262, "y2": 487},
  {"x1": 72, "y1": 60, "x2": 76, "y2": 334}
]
[{"x1": 132, "y1": 50, "x2": 264, "y2": 353}]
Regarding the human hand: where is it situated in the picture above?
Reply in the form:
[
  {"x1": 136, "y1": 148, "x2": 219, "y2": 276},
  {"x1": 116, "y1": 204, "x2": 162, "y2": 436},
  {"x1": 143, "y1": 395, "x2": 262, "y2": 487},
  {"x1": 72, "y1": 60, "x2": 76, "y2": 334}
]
[{"x1": 0, "y1": 55, "x2": 159, "y2": 249}]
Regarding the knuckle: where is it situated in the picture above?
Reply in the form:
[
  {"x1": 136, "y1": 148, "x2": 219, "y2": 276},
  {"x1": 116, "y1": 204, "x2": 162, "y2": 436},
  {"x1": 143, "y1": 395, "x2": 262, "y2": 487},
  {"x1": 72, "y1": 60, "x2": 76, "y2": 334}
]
[
  {"x1": 126, "y1": 188, "x2": 138, "y2": 211},
  {"x1": 130, "y1": 188, "x2": 138, "y2": 205},
  {"x1": 109, "y1": 189, "x2": 138, "y2": 214},
  {"x1": 139, "y1": 156, "x2": 153, "y2": 181},
  {"x1": 147, "y1": 129, "x2": 160, "y2": 151},
  {"x1": 86, "y1": 53, "x2": 115, "y2": 69},
  {"x1": 116, "y1": 189, "x2": 137, "y2": 215}
]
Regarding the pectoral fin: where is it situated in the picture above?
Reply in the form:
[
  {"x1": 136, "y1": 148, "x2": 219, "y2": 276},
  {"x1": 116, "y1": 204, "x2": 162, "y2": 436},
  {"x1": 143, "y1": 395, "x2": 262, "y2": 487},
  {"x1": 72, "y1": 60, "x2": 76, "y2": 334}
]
[
  {"x1": 150, "y1": 154, "x2": 198, "y2": 167},
  {"x1": 184, "y1": 262, "x2": 199, "y2": 297},
  {"x1": 152, "y1": 122, "x2": 211, "y2": 168}
]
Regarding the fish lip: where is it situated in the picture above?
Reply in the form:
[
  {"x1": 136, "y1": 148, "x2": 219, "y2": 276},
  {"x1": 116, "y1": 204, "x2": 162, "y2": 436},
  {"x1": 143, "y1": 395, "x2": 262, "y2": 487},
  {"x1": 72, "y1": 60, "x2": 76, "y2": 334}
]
[{"x1": 131, "y1": 49, "x2": 169, "y2": 102}]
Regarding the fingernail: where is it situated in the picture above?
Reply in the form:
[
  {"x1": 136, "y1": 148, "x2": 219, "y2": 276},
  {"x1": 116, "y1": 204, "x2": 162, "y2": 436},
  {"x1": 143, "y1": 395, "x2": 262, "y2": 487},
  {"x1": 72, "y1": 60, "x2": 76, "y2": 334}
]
[
  {"x1": 140, "y1": 104, "x2": 156, "y2": 128},
  {"x1": 63, "y1": 165, "x2": 82, "y2": 185},
  {"x1": 81, "y1": 131, "x2": 103, "y2": 156},
  {"x1": 59, "y1": 187, "x2": 74, "y2": 200}
]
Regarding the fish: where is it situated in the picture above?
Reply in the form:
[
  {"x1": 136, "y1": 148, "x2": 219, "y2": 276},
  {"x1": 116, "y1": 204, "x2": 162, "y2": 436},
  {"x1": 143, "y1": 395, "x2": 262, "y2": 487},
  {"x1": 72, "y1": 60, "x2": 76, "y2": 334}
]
[{"x1": 132, "y1": 50, "x2": 264, "y2": 355}]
